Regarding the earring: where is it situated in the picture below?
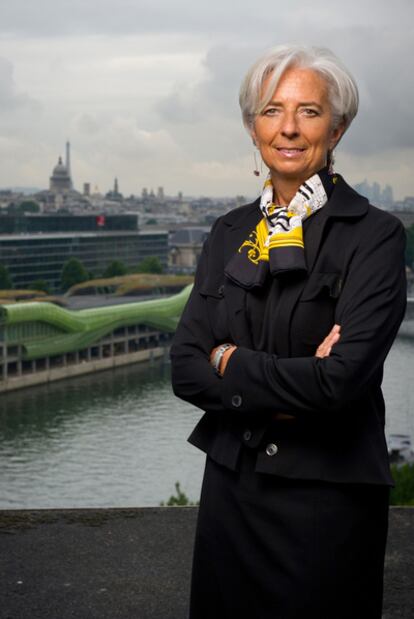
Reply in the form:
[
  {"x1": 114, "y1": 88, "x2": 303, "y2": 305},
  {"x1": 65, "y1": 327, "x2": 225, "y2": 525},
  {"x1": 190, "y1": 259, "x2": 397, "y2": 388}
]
[
  {"x1": 253, "y1": 150, "x2": 260, "y2": 176},
  {"x1": 328, "y1": 150, "x2": 335, "y2": 175}
]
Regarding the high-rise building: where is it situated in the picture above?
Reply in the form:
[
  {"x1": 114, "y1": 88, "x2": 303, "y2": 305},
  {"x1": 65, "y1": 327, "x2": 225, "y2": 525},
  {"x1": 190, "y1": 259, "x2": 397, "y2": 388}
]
[{"x1": 0, "y1": 214, "x2": 169, "y2": 291}]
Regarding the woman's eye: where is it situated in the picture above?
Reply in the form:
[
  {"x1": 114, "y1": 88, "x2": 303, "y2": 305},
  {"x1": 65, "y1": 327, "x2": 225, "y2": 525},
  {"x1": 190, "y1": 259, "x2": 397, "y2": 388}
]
[
  {"x1": 263, "y1": 107, "x2": 280, "y2": 116},
  {"x1": 302, "y1": 108, "x2": 319, "y2": 117}
]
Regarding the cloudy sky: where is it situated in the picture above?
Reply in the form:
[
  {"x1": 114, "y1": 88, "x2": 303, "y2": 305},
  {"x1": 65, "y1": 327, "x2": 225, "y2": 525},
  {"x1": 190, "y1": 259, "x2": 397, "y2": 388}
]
[{"x1": 0, "y1": 0, "x2": 413, "y2": 199}]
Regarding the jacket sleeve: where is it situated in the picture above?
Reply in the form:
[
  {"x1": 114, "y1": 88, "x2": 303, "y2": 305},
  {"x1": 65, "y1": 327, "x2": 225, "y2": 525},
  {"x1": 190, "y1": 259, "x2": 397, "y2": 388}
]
[
  {"x1": 220, "y1": 217, "x2": 407, "y2": 415},
  {"x1": 170, "y1": 220, "x2": 227, "y2": 411}
]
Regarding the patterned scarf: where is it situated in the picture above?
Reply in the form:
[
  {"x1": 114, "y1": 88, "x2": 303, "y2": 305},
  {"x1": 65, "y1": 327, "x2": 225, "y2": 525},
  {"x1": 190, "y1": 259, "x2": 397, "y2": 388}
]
[{"x1": 225, "y1": 168, "x2": 336, "y2": 289}]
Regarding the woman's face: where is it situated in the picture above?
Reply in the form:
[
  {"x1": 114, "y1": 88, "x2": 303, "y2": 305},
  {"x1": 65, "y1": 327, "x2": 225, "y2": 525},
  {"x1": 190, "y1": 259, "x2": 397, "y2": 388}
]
[{"x1": 251, "y1": 66, "x2": 344, "y2": 186}]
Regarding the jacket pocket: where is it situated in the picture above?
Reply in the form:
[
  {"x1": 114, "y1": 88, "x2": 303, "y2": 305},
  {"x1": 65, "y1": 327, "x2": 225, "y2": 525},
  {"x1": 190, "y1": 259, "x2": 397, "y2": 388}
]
[
  {"x1": 199, "y1": 282, "x2": 231, "y2": 342},
  {"x1": 199, "y1": 282, "x2": 225, "y2": 300},
  {"x1": 300, "y1": 272, "x2": 342, "y2": 301},
  {"x1": 292, "y1": 272, "x2": 343, "y2": 351}
]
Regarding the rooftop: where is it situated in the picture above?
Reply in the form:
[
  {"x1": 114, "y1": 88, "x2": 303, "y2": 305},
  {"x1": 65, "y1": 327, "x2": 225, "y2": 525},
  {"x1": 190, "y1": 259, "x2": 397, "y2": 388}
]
[{"x1": 0, "y1": 506, "x2": 413, "y2": 618}]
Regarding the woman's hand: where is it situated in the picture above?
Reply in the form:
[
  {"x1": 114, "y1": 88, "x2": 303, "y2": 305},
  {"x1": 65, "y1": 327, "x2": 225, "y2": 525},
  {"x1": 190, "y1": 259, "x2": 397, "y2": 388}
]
[
  {"x1": 274, "y1": 325, "x2": 341, "y2": 421},
  {"x1": 210, "y1": 344, "x2": 237, "y2": 376},
  {"x1": 315, "y1": 324, "x2": 341, "y2": 358}
]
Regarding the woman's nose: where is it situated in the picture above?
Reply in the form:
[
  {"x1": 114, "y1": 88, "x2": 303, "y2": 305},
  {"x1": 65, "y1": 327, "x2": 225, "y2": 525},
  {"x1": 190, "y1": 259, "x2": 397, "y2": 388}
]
[{"x1": 280, "y1": 112, "x2": 299, "y2": 138}]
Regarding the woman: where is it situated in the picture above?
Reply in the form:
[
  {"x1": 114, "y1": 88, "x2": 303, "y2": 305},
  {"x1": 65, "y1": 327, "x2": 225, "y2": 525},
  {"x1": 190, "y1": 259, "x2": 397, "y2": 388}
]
[{"x1": 170, "y1": 45, "x2": 407, "y2": 619}]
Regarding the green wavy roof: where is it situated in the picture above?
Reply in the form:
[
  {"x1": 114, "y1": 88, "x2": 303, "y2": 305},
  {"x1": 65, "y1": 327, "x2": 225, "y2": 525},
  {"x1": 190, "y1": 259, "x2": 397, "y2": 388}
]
[{"x1": 0, "y1": 285, "x2": 192, "y2": 360}]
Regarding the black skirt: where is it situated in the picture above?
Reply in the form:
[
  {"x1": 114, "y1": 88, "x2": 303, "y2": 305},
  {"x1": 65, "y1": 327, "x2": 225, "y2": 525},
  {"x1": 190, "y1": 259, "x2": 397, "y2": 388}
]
[{"x1": 190, "y1": 447, "x2": 389, "y2": 619}]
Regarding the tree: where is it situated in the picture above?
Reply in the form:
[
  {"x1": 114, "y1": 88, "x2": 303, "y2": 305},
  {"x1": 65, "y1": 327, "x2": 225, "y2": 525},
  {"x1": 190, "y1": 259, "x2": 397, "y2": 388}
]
[
  {"x1": 406, "y1": 224, "x2": 414, "y2": 269},
  {"x1": 390, "y1": 463, "x2": 414, "y2": 506},
  {"x1": 102, "y1": 260, "x2": 128, "y2": 278},
  {"x1": 61, "y1": 258, "x2": 89, "y2": 291},
  {"x1": 18, "y1": 200, "x2": 40, "y2": 213},
  {"x1": 6, "y1": 200, "x2": 40, "y2": 214},
  {"x1": 0, "y1": 265, "x2": 12, "y2": 289},
  {"x1": 31, "y1": 279, "x2": 50, "y2": 294},
  {"x1": 135, "y1": 256, "x2": 163, "y2": 274},
  {"x1": 160, "y1": 482, "x2": 198, "y2": 506}
]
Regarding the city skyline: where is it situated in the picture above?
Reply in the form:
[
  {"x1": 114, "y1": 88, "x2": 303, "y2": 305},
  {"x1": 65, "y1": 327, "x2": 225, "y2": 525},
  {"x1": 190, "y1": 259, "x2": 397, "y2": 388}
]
[
  {"x1": 0, "y1": 0, "x2": 413, "y2": 199},
  {"x1": 0, "y1": 157, "x2": 406, "y2": 205}
]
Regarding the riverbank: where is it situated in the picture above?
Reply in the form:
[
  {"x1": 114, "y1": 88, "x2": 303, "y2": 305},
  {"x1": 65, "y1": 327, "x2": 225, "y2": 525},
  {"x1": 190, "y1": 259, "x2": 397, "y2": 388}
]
[
  {"x1": 0, "y1": 345, "x2": 168, "y2": 393},
  {"x1": 0, "y1": 285, "x2": 190, "y2": 394}
]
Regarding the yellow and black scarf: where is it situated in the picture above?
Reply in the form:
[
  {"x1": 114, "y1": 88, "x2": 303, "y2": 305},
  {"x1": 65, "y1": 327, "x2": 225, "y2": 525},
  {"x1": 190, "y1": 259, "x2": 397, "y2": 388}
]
[{"x1": 225, "y1": 168, "x2": 336, "y2": 289}]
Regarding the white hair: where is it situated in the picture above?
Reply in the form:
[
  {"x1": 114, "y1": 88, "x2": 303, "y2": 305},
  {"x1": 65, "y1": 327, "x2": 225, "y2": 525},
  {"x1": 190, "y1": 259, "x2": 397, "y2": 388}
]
[{"x1": 239, "y1": 45, "x2": 359, "y2": 137}]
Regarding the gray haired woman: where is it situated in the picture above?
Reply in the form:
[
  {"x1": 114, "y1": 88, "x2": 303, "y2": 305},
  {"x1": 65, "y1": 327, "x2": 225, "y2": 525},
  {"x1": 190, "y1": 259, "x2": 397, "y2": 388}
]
[{"x1": 171, "y1": 45, "x2": 406, "y2": 619}]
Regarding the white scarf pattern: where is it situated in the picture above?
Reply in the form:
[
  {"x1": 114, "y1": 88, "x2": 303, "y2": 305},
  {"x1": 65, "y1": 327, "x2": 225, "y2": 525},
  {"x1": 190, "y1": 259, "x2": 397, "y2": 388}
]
[{"x1": 225, "y1": 170, "x2": 335, "y2": 289}]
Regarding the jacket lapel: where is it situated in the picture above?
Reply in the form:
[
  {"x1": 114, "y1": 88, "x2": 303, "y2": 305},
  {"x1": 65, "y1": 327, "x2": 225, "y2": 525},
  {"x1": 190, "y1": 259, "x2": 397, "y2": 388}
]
[
  {"x1": 277, "y1": 178, "x2": 370, "y2": 355},
  {"x1": 222, "y1": 201, "x2": 262, "y2": 348},
  {"x1": 305, "y1": 176, "x2": 369, "y2": 273},
  {"x1": 221, "y1": 178, "x2": 369, "y2": 354}
]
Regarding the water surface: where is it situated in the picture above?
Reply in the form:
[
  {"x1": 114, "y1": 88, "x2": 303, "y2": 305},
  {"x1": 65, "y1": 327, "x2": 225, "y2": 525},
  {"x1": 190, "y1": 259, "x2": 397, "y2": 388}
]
[{"x1": 0, "y1": 336, "x2": 412, "y2": 508}]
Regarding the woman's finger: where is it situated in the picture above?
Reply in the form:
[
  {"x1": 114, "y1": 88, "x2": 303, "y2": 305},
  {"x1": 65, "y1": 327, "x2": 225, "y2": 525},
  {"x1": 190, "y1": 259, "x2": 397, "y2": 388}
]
[{"x1": 315, "y1": 324, "x2": 341, "y2": 358}]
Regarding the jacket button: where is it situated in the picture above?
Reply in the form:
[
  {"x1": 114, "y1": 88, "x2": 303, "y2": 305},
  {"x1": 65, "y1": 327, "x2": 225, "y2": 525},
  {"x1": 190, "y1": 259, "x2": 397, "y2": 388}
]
[
  {"x1": 231, "y1": 394, "x2": 242, "y2": 408},
  {"x1": 243, "y1": 429, "x2": 252, "y2": 441},
  {"x1": 265, "y1": 443, "x2": 278, "y2": 456},
  {"x1": 218, "y1": 285, "x2": 225, "y2": 297}
]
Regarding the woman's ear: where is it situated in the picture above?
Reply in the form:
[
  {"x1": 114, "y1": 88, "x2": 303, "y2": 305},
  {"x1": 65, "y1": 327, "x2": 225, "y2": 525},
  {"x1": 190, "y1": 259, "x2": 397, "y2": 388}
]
[
  {"x1": 330, "y1": 118, "x2": 346, "y2": 150},
  {"x1": 251, "y1": 128, "x2": 257, "y2": 148}
]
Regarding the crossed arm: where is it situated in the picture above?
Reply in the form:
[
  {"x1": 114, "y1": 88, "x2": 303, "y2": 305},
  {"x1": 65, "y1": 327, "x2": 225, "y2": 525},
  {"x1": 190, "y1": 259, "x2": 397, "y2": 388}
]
[
  {"x1": 211, "y1": 324, "x2": 342, "y2": 376},
  {"x1": 209, "y1": 325, "x2": 342, "y2": 421},
  {"x1": 171, "y1": 216, "x2": 406, "y2": 416}
]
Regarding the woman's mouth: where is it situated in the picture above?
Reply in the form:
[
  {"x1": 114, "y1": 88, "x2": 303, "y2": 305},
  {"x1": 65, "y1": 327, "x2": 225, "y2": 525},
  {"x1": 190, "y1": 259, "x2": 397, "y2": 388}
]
[{"x1": 276, "y1": 148, "x2": 306, "y2": 158}]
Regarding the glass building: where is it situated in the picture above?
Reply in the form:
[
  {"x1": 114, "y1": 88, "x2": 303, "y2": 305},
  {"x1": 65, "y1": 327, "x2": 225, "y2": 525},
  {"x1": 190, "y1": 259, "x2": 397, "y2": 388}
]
[{"x1": 0, "y1": 215, "x2": 168, "y2": 291}]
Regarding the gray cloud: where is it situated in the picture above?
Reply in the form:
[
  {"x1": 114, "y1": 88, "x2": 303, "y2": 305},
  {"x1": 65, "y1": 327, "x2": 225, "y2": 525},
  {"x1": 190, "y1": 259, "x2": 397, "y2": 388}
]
[
  {"x1": 309, "y1": 27, "x2": 414, "y2": 155},
  {"x1": 157, "y1": 23, "x2": 414, "y2": 162},
  {"x1": 0, "y1": 0, "x2": 413, "y2": 197},
  {"x1": 1, "y1": 0, "x2": 412, "y2": 37},
  {"x1": 0, "y1": 57, "x2": 39, "y2": 113}
]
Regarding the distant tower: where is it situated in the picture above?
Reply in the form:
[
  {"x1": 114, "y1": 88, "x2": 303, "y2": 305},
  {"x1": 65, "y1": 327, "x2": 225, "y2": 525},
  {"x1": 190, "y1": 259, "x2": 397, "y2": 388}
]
[
  {"x1": 65, "y1": 141, "x2": 73, "y2": 189},
  {"x1": 157, "y1": 186, "x2": 164, "y2": 201},
  {"x1": 104, "y1": 177, "x2": 123, "y2": 201}
]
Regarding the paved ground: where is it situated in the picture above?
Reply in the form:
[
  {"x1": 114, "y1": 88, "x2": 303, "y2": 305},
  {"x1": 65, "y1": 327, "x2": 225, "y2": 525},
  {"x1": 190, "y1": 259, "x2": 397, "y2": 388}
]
[
  {"x1": 0, "y1": 507, "x2": 413, "y2": 619},
  {"x1": 0, "y1": 507, "x2": 197, "y2": 619}
]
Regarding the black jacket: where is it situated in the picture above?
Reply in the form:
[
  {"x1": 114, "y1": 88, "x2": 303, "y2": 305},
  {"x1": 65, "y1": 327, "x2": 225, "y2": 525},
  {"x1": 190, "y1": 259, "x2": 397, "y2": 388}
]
[{"x1": 170, "y1": 177, "x2": 407, "y2": 485}]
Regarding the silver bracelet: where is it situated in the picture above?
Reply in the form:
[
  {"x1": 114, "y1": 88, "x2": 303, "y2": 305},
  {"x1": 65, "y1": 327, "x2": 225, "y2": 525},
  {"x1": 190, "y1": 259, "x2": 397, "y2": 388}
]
[{"x1": 211, "y1": 343, "x2": 233, "y2": 375}]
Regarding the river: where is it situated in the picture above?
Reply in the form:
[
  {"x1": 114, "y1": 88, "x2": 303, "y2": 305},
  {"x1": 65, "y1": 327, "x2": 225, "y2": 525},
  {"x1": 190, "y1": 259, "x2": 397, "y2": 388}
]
[{"x1": 0, "y1": 336, "x2": 412, "y2": 508}]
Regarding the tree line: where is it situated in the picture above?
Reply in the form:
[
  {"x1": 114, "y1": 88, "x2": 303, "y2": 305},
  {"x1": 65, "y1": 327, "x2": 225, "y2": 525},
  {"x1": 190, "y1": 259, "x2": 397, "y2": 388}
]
[
  {"x1": 0, "y1": 256, "x2": 164, "y2": 293},
  {"x1": 1, "y1": 222, "x2": 413, "y2": 293}
]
